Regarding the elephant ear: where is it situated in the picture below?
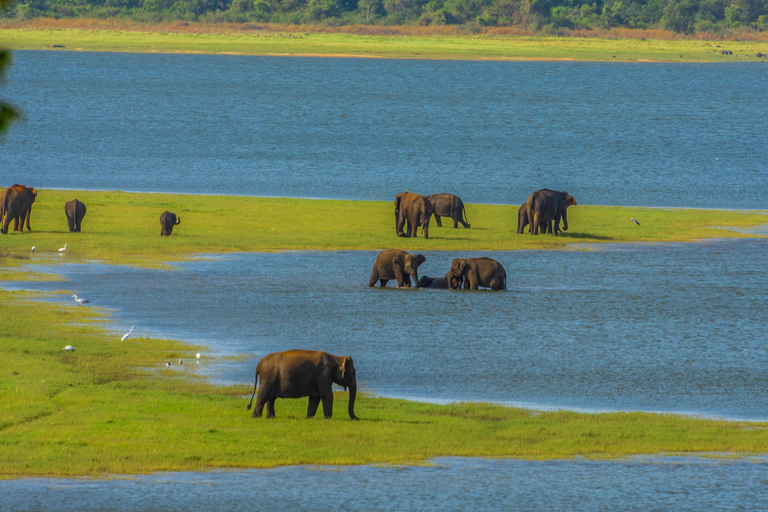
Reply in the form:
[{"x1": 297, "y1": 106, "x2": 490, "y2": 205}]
[
  {"x1": 457, "y1": 260, "x2": 467, "y2": 275},
  {"x1": 393, "y1": 254, "x2": 404, "y2": 267},
  {"x1": 565, "y1": 194, "x2": 576, "y2": 207},
  {"x1": 415, "y1": 254, "x2": 426, "y2": 267},
  {"x1": 394, "y1": 193, "x2": 403, "y2": 209}
]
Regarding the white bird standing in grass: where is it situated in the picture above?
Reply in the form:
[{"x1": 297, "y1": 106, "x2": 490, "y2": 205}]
[
  {"x1": 31, "y1": 246, "x2": 36, "y2": 253},
  {"x1": 631, "y1": 218, "x2": 641, "y2": 226},
  {"x1": 58, "y1": 244, "x2": 67, "y2": 252},
  {"x1": 121, "y1": 326, "x2": 135, "y2": 341},
  {"x1": 71, "y1": 294, "x2": 90, "y2": 305},
  {"x1": 196, "y1": 352, "x2": 202, "y2": 364},
  {"x1": 63, "y1": 345, "x2": 74, "y2": 351}
]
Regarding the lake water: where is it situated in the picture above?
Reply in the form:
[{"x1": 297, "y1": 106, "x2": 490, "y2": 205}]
[
  {"x1": 3, "y1": 51, "x2": 768, "y2": 208},
  {"x1": 2, "y1": 51, "x2": 768, "y2": 506}
]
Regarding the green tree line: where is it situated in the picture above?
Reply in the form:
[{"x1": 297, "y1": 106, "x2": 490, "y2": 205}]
[{"x1": 3, "y1": 0, "x2": 768, "y2": 33}]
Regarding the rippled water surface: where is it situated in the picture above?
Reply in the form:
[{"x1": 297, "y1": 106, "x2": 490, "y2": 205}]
[{"x1": 3, "y1": 51, "x2": 768, "y2": 207}]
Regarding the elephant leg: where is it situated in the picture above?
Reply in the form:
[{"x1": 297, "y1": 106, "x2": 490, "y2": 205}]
[
  {"x1": 13, "y1": 217, "x2": 20, "y2": 232},
  {"x1": 394, "y1": 264, "x2": 405, "y2": 287},
  {"x1": 453, "y1": 216, "x2": 459, "y2": 228},
  {"x1": 321, "y1": 392, "x2": 334, "y2": 419},
  {"x1": 434, "y1": 215, "x2": 442, "y2": 227},
  {"x1": 379, "y1": 278, "x2": 389, "y2": 287},
  {"x1": 468, "y1": 271, "x2": 479, "y2": 290},
  {"x1": 266, "y1": 400, "x2": 276, "y2": 419},
  {"x1": 368, "y1": 268, "x2": 379, "y2": 287},
  {"x1": 307, "y1": 396, "x2": 321, "y2": 418},
  {"x1": 490, "y1": 275, "x2": 505, "y2": 291},
  {"x1": 396, "y1": 214, "x2": 407, "y2": 237}
]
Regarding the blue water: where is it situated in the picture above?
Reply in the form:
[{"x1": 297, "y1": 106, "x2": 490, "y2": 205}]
[{"x1": 3, "y1": 51, "x2": 768, "y2": 208}]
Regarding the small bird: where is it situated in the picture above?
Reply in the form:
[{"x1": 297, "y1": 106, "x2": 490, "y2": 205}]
[
  {"x1": 63, "y1": 345, "x2": 74, "y2": 351},
  {"x1": 121, "y1": 326, "x2": 135, "y2": 341},
  {"x1": 71, "y1": 294, "x2": 90, "y2": 305},
  {"x1": 631, "y1": 218, "x2": 641, "y2": 226},
  {"x1": 178, "y1": 359, "x2": 183, "y2": 365},
  {"x1": 166, "y1": 362, "x2": 171, "y2": 368},
  {"x1": 58, "y1": 244, "x2": 67, "y2": 252},
  {"x1": 31, "y1": 246, "x2": 36, "y2": 253},
  {"x1": 196, "y1": 353, "x2": 201, "y2": 360}
]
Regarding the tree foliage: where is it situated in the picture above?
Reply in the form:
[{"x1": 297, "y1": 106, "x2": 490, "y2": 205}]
[{"x1": 1, "y1": 0, "x2": 20, "y2": 136}]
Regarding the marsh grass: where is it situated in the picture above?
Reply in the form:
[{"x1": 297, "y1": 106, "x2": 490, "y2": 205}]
[
  {"x1": 1, "y1": 289, "x2": 767, "y2": 478},
  {"x1": 0, "y1": 190, "x2": 765, "y2": 268},
  {"x1": 4, "y1": 26, "x2": 768, "y2": 62}
]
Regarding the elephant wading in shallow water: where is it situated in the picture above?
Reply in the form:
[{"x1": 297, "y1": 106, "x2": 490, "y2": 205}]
[
  {"x1": 525, "y1": 189, "x2": 577, "y2": 236},
  {"x1": 0, "y1": 184, "x2": 37, "y2": 234},
  {"x1": 426, "y1": 193, "x2": 470, "y2": 229},
  {"x1": 65, "y1": 199, "x2": 87, "y2": 233},
  {"x1": 418, "y1": 275, "x2": 450, "y2": 289},
  {"x1": 394, "y1": 192, "x2": 433, "y2": 239},
  {"x1": 246, "y1": 350, "x2": 357, "y2": 420},
  {"x1": 160, "y1": 211, "x2": 181, "y2": 236},
  {"x1": 369, "y1": 249, "x2": 427, "y2": 288},
  {"x1": 447, "y1": 257, "x2": 507, "y2": 291}
]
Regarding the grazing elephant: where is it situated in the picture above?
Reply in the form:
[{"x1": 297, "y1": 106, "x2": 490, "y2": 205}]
[
  {"x1": 160, "y1": 211, "x2": 181, "y2": 236},
  {"x1": 517, "y1": 202, "x2": 552, "y2": 234},
  {"x1": 418, "y1": 275, "x2": 450, "y2": 289},
  {"x1": 369, "y1": 249, "x2": 427, "y2": 288},
  {"x1": 246, "y1": 350, "x2": 357, "y2": 420},
  {"x1": 447, "y1": 257, "x2": 507, "y2": 291},
  {"x1": 64, "y1": 199, "x2": 87, "y2": 233},
  {"x1": 0, "y1": 184, "x2": 37, "y2": 234},
  {"x1": 426, "y1": 193, "x2": 470, "y2": 229},
  {"x1": 525, "y1": 189, "x2": 577, "y2": 236},
  {"x1": 394, "y1": 192, "x2": 433, "y2": 239}
]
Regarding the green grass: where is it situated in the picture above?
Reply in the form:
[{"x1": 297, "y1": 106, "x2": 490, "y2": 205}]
[
  {"x1": 0, "y1": 190, "x2": 765, "y2": 268},
  {"x1": 4, "y1": 28, "x2": 768, "y2": 62},
  {"x1": 1, "y1": 289, "x2": 767, "y2": 478}
]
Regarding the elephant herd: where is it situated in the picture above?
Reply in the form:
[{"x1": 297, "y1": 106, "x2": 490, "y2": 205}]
[{"x1": 0, "y1": 183, "x2": 182, "y2": 238}]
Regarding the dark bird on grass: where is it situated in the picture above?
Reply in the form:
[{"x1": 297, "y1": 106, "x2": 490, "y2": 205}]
[
  {"x1": 166, "y1": 362, "x2": 171, "y2": 368},
  {"x1": 631, "y1": 218, "x2": 641, "y2": 226}
]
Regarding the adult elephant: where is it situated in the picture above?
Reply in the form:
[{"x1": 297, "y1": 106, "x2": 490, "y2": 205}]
[
  {"x1": 369, "y1": 249, "x2": 427, "y2": 288},
  {"x1": 246, "y1": 350, "x2": 357, "y2": 420},
  {"x1": 0, "y1": 184, "x2": 37, "y2": 234},
  {"x1": 426, "y1": 193, "x2": 470, "y2": 229},
  {"x1": 160, "y1": 211, "x2": 181, "y2": 236},
  {"x1": 418, "y1": 275, "x2": 450, "y2": 289},
  {"x1": 517, "y1": 202, "x2": 551, "y2": 234},
  {"x1": 525, "y1": 189, "x2": 577, "y2": 236},
  {"x1": 394, "y1": 192, "x2": 433, "y2": 239},
  {"x1": 64, "y1": 199, "x2": 87, "y2": 233},
  {"x1": 447, "y1": 257, "x2": 507, "y2": 291}
]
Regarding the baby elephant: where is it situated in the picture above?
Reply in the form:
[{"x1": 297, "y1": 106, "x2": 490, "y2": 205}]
[
  {"x1": 64, "y1": 199, "x2": 87, "y2": 232},
  {"x1": 418, "y1": 275, "x2": 450, "y2": 289},
  {"x1": 369, "y1": 249, "x2": 427, "y2": 288},
  {"x1": 160, "y1": 211, "x2": 181, "y2": 236},
  {"x1": 447, "y1": 257, "x2": 507, "y2": 291},
  {"x1": 246, "y1": 350, "x2": 357, "y2": 420}
]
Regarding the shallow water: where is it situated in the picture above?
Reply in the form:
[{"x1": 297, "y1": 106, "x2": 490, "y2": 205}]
[
  {"x1": 4, "y1": 456, "x2": 768, "y2": 511},
  {"x1": 8, "y1": 238, "x2": 768, "y2": 421},
  {"x1": 3, "y1": 51, "x2": 768, "y2": 208}
]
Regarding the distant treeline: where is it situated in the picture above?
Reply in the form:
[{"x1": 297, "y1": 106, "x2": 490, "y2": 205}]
[{"x1": 3, "y1": 0, "x2": 768, "y2": 34}]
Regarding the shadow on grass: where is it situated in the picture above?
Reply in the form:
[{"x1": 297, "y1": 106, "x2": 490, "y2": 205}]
[{"x1": 559, "y1": 232, "x2": 614, "y2": 241}]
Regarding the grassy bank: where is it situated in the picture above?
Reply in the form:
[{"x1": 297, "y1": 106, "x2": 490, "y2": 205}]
[
  {"x1": 0, "y1": 190, "x2": 765, "y2": 268},
  {"x1": 3, "y1": 25, "x2": 768, "y2": 61},
  {"x1": 1, "y1": 289, "x2": 767, "y2": 478}
]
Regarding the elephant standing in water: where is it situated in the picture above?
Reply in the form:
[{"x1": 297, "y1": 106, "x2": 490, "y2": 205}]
[
  {"x1": 160, "y1": 211, "x2": 181, "y2": 236},
  {"x1": 0, "y1": 184, "x2": 37, "y2": 234},
  {"x1": 426, "y1": 193, "x2": 470, "y2": 229},
  {"x1": 246, "y1": 350, "x2": 357, "y2": 420},
  {"x1": 65, "y1": 199, "x2": 87, "y2": 232},
  {"x1": 369, "y1": 249, "x2": 427, "y2": 288},
  {"x1": 394, "y1": 192, "x2": 433, "y2": 239},
  {"x1": 418, "y1": 275, "x2": 450, "y2": 289},
  {"x1": 446, "y1": 257, "x2": 507, "y2": 291},
  {"x1": 525, "y1": 189, "x2": 577, "y2": 235}
]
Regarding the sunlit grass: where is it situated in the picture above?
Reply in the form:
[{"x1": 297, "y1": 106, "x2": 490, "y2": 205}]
[
  {"x1": 0, "y1": 190, "x2": 765, "y2": 268},
  {"x1": 4, "y1": 27, "x2": 768, "y2": 62},
  {"x1": 1, "y1": 289, "x2": 767, "y2": 478}
]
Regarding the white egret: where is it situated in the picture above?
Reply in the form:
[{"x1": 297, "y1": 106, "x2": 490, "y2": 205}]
[
  {"x1": 196, "y1": 353, "x2": 201, "y2": 360},
  {"x1": 121, "y1": 326, "x2": 135, "y2": 341},
  {"x1": 58, "y1": 244, "x2": 67, "y2": 252},
  {"x1": 31, "y1": 246, "x2": 36, "y2": 253},
  {"x1": 63, "y1": 345, "x2": 74, "y2": 351},
  {"x1": 631, "y1": 218, "x2": 640, "y2": 226},
  {"x1": 71, "y1": 294, "x2": 90, "y2": 305}
]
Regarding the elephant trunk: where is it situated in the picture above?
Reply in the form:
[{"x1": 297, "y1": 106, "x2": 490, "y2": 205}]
[
  {"x1": 175, "y1": 217, "x2": 181, "y2": 226},
  {"x1": 347, "y1": 380, "x2": 357, "y2": 420},
  {"x1": 411, "y1": 270, "x2": 420, "y2": 288}
]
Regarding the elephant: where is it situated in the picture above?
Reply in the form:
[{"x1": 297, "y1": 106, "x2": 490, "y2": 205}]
[
  {"x1": 64, "y1": 199, "x2": 87, "y2": 233},
  {"x1": 446, "y1": 257, "x2": 507, "y2": 291},
  {"x1": 426, "y1": 193, "x2": 470, "y2": 229},
  {"x1": 517, "y1": 202, "x2": 552, "y2": 234},
  {"x1": 394, "y1": 192, "x2": 433, "y2": 239},
  {"x1": 525, "y1": 189, "x2": 577, "y2": 236},
  {"x1": 418, "y1": 275, "x2": 450, "y2": 289},
  {"x1": 160, "y1": 211, "x2": 181, "y2": 236},
  {"x1": 0, "y1": 184, "x2": 37, "y2": 234},
  {"x1": 246, "y1": 349, "x2": 357, "y2": 420},
  {"x1": 369, "y1": 249, "x2": 427, "y2": 288}
]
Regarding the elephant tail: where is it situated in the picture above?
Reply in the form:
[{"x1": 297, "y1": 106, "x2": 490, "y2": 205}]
[
  {"x1": 461, "y1": 203, "x2": 470, "y2": 227},
  {"x1": 246, "y1": 368, "x2": 259, "y2": 410}
]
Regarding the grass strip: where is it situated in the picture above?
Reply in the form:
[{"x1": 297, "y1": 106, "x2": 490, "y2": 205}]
[
  {"x1": 0, "y1": 190, "x2": 765, "y2": 268},
  {"x1": 4, "y1": 27, "x2": 768, "y2": 62},
  {"x1": 1, "y1": 289, "x2": 767, "y2": 478}
]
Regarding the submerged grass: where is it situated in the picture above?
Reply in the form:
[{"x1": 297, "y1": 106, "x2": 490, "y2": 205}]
[
  {"x1": 0, "y1": 190, "x2": 765, "y2": 267},
  {"x1": 4, "y1": 27, "x2": 768, "y2": 62},
  {"x1": 1, "y1": 289, "x2": 767, "y2": 478}
]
